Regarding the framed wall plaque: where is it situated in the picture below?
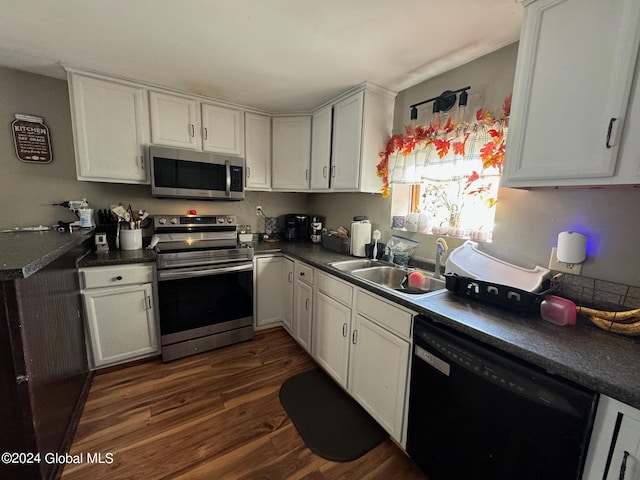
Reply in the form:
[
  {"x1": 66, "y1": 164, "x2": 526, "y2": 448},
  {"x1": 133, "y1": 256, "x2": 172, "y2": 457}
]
[{"x1": 12, "y1": 114, "x2": 52, "y2": 163}]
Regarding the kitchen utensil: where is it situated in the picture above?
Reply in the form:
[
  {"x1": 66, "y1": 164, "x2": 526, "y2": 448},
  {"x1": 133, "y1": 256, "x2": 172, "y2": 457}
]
[
  {"x1": 111, "y1": 205, "x2": 130, "y2": 223},
  {"x1": 372, "y1": 229, "x2": 381, "y2": 260}
]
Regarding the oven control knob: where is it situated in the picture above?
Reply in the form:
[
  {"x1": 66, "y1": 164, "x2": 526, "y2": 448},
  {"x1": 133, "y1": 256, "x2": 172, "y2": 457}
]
[
  {"x1": 170, "y1": 217, "x2": 178, "y2": 225},
  {"x1": 158, "y1": 217, "x2": 167, "y2": 225},
  {"x1": 217, "y1": 217, "x2": 225, "y2": 224},
  {"x1": 226, "y1": 216, "x2": 234, "y2": 224}
]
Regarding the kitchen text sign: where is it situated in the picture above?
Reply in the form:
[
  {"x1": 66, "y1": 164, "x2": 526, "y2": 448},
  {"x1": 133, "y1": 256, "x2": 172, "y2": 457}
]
[{"x1": 12, "y1": 114, "x2": 52, "y2": 163}]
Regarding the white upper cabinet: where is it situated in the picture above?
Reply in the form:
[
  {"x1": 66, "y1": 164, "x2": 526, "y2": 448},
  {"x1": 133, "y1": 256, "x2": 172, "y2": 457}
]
[
  {"x1": 271, "y1": 116, "x2": 312, "y2": 191},
  {"x1": 149, "y1": 91, "x2": 199, "y2": 149},
  {"x1": 310, "y1": 85, "x2": 395, "y2": 193},
  {"x1": 149, "y1": 90, "x2": 244, "y2": 156},
  {"x1": 310, "y1": 105, "x2": 332, "y2": 190},
  {"x1": 201, "y1": 103, "x2": 244, "y2": 156},
  {"x1": 244, "y1": 112, "x2": 272, "y2": 190},
  {"x1": 67, "y1": 70, "x2": 150, "y2": 184},
  {"x1": 331, "y1": 91, "x2": 364, "y2": 190},
  {"x1": 503, "y1": 0, "x2": 640, "y2": 187}
]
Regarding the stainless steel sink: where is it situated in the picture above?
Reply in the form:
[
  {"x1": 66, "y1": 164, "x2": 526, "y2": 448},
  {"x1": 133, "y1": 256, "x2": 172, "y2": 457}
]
[
  {"x1": 329, "y1": 259, "x2": 393, "y2": 271},
  {"x1": 351, "y1": 266, "x2": 446, "y2": 294}
]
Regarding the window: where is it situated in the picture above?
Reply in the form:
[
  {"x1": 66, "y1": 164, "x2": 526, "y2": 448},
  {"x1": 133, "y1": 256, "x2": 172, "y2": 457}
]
[{"x1": 379, "y1": 98, "x2": 510, "y2": 242}]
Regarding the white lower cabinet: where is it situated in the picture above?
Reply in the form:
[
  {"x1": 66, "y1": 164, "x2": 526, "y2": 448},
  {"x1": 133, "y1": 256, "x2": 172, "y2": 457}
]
[
  {"x1": 583, "y1": 395, "x2": 640, "y2": 479},
  {"x1": 79, "y1": 264, "x2": 159, "y2": 369},
  {"x1": 349, "y1": 313, "x2": 410, "y2": 442},
  {"x1": 293, "y1": 261, "x2": 314, "y2": 351},
  {"x1": 313, "y1": 289, "x2": 352, "y2": 387},
  {"x1": 312, "y1": 270, "x2": 413, "y2": 443},
  {"x1": 282, "y1": 258, "x2": 294, "y2": 333},
  {"x1": 254, "y1": 256, "x2": 284, "y2": 329}
]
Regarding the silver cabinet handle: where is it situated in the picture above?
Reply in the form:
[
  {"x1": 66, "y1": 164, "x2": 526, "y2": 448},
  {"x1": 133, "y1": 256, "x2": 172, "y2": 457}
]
[
  {"x1": 246, "y1": 166, "x2": 251, "y2": 178},
  {"x1": 352, "y1": 330, "x2": 358, "y2": 344},
  {"x1": 288, "y1": 272, "x2": 293, "y2": 283},
  {"x1": 342, "y1": 323, "x2": 347, "y2": 337},
  {"x1": 323, "y1": 166, "x2": 328, "y2": 178},
  {"x1": 305, "y1": 169, "x2": 309, "y2": 180},
  {"x1": 139, "y1": 155, "x2": 145, "y2": 169},
  {"x1": 204, "y1": 127, "x2": 208, "y2": 140},
  {"x1": 144, "y1": 295, "x2": 152, "y2": 310},
  {"x1": 305, "y1": 298, "x2": 310, "y2": 311},
  {"x1": 190, "y1": 124, "x2": 195, "y2": 137},
  {"x1": 331, "y1": 165, "x2": 336, "y2": 178}
]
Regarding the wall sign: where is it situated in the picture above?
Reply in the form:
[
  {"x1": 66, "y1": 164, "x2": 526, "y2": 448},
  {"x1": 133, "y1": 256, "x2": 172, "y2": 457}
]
[{"x1": 11, "y1": 114, "x2": 52, "y2": 163}]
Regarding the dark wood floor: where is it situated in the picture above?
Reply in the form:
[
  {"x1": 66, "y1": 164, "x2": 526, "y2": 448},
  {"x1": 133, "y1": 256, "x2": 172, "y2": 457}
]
[{"x1": 62, "y1": 327, "x2": 427, "y2": 480}]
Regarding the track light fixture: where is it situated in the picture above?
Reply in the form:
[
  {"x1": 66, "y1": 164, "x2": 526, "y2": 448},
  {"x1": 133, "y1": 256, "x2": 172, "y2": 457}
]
[{"x1": 409, "y1": 86, "x2": 471, "y2": 120}]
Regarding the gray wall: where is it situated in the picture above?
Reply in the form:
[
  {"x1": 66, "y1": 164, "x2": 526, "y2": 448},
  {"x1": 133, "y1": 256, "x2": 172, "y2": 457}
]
[
  {"x1": 0, "y1": 66, "x2": 307, "y2": 232},
  {"x1": 3, "y1": 54, "x2": 640, "y2": 286},
  {"x1": 311, "y1": 43, "x2": 640, "y2": 287}
]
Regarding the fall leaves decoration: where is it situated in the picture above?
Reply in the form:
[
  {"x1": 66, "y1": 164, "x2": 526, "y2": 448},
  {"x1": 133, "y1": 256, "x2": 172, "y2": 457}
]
[{"x1": 376, "y1": 94, "x2": 512, "y2": 198}]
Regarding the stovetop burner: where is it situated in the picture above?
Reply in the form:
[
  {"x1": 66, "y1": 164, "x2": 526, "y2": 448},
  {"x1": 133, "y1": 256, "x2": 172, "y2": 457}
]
[{"x1": 153, "y1": 214, "x2": 253, "y2": 269}]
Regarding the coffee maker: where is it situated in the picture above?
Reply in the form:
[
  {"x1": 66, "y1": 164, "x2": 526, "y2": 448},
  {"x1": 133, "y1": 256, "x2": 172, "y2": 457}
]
[
  {"x1": 282, "y1": 214, "x2": 310, "y2": 241},
  {"x1": 310, "y1": 215, "x2": 324, "y2": 243}
]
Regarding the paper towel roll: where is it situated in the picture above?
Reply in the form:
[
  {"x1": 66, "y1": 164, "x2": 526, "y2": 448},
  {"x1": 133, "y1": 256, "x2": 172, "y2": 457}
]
[
  {"x1": 350, "y1": 222, "x2": 371, "y2": 257},
  {"x1": 557, "y1": 231, "x2": 587, "y2": 264}
]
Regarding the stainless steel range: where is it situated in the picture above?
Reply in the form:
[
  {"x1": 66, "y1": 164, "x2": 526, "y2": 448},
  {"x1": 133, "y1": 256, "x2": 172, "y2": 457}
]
[{"x1": 153, "y1": 214, "x2": 253, "y2": 362}]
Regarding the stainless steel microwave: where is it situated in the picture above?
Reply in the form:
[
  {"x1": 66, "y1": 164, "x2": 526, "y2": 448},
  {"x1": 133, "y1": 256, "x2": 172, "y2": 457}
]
[{"x1": 149, "y1": 146, "x2": 244, "y2": 201}]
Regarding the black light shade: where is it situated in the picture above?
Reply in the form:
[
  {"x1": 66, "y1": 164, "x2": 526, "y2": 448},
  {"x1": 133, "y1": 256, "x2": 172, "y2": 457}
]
[
  {"x1": 409, "y1": 86, "x2": 471, "y2": 120},
  {"x1": 459, "y1": 90, "x2": 468, "y2": 107}
]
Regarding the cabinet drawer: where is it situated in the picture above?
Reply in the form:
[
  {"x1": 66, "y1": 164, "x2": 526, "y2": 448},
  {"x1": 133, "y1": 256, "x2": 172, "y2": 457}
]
[
  {"x1": 79, "y1": 264, "x2": 154, "y2": 289},
  {"x1": 356, "y1": 289, "x2": 413, "y2": 338},
  {"x1": 316, "y1": 271, "x2": 353, "y2": 307},
  {"x1": 295, "y1": 262, "x2": 314, "y2": 285}
]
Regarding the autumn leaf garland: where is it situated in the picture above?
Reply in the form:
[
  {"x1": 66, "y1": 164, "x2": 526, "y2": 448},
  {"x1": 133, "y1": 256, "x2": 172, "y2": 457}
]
[{"x1": 376, "y1": 94, "x2": 512, "y2": 198}]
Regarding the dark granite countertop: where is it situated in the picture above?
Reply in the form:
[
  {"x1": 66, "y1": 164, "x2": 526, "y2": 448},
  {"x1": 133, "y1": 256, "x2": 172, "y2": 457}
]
[
  {"x1": 268, "y1": 242, "x2": 640, "y2": 410},
  {"x1": 17, "y1": 235, "x2": 639, "y2": 409},
  {"x1": 77, "y1": 248, "x2": 157, "y2": 268},
  {"x1": 0, "y1": 229, "x2": 93, "y2": 280}
]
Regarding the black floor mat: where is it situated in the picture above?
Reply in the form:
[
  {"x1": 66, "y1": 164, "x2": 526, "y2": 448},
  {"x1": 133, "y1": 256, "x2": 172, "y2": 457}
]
[{"x1": 279, "y1": 368, "x2": 388, "y2": 462}]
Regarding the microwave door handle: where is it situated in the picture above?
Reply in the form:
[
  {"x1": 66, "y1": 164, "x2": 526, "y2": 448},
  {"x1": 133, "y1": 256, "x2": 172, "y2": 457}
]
[{"x1": 225, "y1": 159, "x2": 231, "y2": 197}]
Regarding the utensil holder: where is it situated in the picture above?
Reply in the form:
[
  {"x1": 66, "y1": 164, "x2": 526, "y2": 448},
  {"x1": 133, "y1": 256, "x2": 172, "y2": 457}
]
[{"x1": 120, "y1": 228, "x2": 142, "y2": 250}]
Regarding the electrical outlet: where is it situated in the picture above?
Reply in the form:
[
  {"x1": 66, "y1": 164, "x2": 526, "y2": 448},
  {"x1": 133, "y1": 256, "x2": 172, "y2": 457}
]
[
  {"x1": 256, "y1": 206, "x2": 263, "y2": 216},
  {"x1": 548, "y1": 247, "x2": 582, "y2": 275}
]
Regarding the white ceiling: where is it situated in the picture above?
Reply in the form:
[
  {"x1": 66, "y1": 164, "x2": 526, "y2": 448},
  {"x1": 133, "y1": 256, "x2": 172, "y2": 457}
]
[{"x1": 0, "y1": 0, "x2": 523, "y2": 113}]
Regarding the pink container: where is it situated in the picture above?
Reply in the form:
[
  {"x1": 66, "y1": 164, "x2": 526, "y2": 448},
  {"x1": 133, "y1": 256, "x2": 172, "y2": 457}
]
[{"x1": 540, "y1": 295, "x2": 576, "y2": 326}]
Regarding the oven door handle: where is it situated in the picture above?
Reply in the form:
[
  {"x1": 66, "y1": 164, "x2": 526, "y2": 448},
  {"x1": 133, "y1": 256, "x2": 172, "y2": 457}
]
[{"x1": 158, "y1": 263, "x2": 253, "y2": 281}]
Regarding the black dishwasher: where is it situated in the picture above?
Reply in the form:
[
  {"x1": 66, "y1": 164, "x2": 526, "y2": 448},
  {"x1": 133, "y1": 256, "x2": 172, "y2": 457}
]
[{"x1": 407, "y1": 315, "x2": 597, "y2": 480}]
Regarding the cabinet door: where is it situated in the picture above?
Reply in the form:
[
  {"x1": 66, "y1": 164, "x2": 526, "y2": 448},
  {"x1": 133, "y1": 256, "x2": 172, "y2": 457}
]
[
  {"x1": 272, "y1": 116, "x2": 312, "y2": 191},
  {"x1": 282, "y1": 258, "x2": 294, "y2": 333},
  {"x1": 149, "y1": 91, "x2": 200, "y2": 149},
  {"x1": 294, "y1": 279, "x2": 313, "y2": 352},
  {"x1": 201, "y1": 103, "x2": 244, "y2": 156},
  {"x1": 331, "y1": 91, "x2": 364, "y2": 190},
  {"x1": 349, "y1": 314, "x2": 410, "y2": 441},
  {"x1": 254, "y1": 257, "x2": 284, "y2": 328},
  {"x1": 82, "y1": 283, "x2": 158, "y2": 368},
  {"x1": 584, "y1": 395, "x2": 640, "y2": 480},
  {"x1": 245, "y1": 112, "x2": 272, "y2": 190},
  {"x1": 503, "y1": 0, "x2": 640, "y2": 187},
  {"x1": 312, "y1": 291, "x2": 351, "y2": 388},
  {"x1": 68, "y1": 72, "x2": 149, "y2": 184},
  {"x1": 310, "y1": 105, "x2": 332, "y2": 190}
]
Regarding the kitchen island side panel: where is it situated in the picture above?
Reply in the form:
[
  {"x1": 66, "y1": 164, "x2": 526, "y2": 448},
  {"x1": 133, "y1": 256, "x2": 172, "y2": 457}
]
[{"x1": 0, "y1": 243, "x2": 92, "y2": 480}]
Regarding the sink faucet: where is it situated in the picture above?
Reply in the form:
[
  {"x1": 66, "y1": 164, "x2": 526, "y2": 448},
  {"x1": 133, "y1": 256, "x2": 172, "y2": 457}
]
[{"x1": 433, "y1": 238, "x2": 448, "y2": 279}]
